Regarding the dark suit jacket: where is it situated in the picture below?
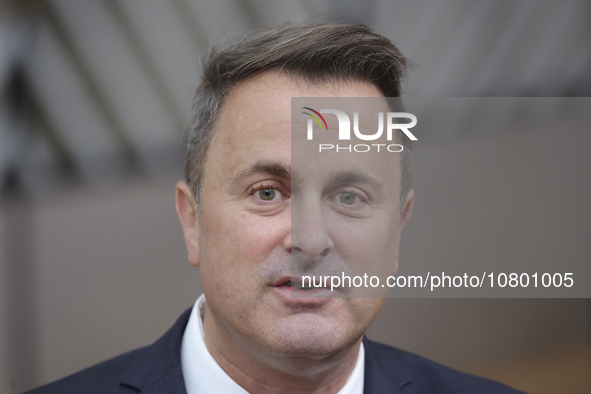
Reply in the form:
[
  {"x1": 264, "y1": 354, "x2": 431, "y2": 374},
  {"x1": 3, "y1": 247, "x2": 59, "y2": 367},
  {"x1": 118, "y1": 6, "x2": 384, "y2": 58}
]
[{"x1": 28, "y1": 308, "x2": 523, "y2": 393}]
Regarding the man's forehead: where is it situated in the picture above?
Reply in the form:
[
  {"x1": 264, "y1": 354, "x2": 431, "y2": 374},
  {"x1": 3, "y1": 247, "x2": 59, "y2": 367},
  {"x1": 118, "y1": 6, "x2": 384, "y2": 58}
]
[
  {"x1": 211, "y1": 71, "x2": 389, "y2": 151},
  {"x1": 207, "y1": 71, "x2": 398, "y2": 185}
]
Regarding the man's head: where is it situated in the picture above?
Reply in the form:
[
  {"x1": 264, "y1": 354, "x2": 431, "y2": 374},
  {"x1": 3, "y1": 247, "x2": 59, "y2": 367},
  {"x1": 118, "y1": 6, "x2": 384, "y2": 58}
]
[
  {"x1": 176, "y1": 21, "x2": 414, "y2": 368},
  {"x1": 184, "y1": 21, "x2": 412, "y2": 207}
]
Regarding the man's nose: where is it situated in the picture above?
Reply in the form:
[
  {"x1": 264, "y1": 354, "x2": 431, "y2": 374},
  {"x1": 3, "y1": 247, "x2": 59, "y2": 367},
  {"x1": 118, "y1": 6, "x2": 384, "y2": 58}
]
[{"x1": 289, "y1": 195, "x2": 334, "y2": 261}]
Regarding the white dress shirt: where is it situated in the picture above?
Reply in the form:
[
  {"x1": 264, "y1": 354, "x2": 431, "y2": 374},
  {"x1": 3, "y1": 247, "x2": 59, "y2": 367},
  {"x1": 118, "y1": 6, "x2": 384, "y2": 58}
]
[{"x1": 181, "y1": 294, "x2": 365, "y2": 394}]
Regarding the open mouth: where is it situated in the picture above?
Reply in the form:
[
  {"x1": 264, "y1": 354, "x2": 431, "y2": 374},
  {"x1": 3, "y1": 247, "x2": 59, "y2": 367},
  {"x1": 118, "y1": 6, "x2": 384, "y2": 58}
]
[
  {"x1": 284, "y1": 280, "x2": 314, "y2": 291},
  {"x1": 273, "y1": 276, "x2": 334, "y2": 293}
]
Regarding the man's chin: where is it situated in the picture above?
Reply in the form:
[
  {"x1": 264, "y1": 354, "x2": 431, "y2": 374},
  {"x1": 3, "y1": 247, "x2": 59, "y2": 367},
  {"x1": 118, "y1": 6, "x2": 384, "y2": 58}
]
[{"x1": 261, "y1": 313, "x2": 358, "y2": 358}]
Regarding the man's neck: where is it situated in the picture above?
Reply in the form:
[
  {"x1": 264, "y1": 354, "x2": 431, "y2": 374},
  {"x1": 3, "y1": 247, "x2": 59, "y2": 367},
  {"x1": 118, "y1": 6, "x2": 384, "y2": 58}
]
[{"x1": 202, "y1": 304, "x2": 362, "y2": 394}]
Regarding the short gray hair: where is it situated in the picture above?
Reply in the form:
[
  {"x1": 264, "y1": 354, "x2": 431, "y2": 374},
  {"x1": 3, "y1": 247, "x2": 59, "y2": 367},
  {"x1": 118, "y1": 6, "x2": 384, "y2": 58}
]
[{"x1": 185, "y1": 21, "x2": 412, "y2": 205}]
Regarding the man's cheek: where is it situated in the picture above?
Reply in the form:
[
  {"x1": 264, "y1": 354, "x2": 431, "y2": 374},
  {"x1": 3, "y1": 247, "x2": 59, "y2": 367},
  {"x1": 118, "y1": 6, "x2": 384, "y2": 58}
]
[
  {"x1": 332, "y1": 225, "x2": 378, "y2": 256},
  {"x1": 242, "y1": 215, "x2": 287, "y2": 245}
]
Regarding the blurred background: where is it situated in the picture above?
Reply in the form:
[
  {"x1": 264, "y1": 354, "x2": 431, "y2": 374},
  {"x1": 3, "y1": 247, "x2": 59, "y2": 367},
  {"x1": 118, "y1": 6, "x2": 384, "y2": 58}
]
[{"x1": 0, "y1": 0, "x2": 590, "y2": 393}]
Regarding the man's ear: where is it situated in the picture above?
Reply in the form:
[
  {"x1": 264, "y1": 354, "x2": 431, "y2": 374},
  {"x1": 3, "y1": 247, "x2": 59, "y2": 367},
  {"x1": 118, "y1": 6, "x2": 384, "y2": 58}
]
[
  {"x1": 175, "y1": 181, "x2": 200, "y2": 267},
  {"x1": 400, "y1": 189, "x2": 415, "y2": 230}
]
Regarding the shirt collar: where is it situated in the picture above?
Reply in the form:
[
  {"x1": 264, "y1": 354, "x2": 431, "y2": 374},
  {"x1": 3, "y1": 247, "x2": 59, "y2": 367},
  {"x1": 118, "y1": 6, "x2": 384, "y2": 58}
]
[{"x1": 181, "y1": 294, "x2": 364, "y2": 394}]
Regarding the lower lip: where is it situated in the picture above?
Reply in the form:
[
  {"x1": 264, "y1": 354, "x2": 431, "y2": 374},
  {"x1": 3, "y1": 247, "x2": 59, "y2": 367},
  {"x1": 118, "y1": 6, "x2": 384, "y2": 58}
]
[{"x1": 272, "y1": 284, "x2": 334, "y2": 305}]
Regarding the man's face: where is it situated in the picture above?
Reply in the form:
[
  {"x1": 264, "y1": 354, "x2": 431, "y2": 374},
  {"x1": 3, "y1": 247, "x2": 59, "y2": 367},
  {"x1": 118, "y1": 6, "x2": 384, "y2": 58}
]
[{"x1": 177, "y1": 71, "x2": 413, "y2": 359}]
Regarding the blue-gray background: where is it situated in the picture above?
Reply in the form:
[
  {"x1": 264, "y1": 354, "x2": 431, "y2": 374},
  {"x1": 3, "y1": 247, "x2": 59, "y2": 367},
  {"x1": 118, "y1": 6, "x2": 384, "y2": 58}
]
[{"x1": 1, "y1": 1, "x2": 590, "y2": 393}]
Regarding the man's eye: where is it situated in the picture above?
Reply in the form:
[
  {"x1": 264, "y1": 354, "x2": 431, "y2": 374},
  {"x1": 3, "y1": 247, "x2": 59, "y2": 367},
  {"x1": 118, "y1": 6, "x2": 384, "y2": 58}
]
[
  {"x1": 256, "y1": 188, "x2": 280, "y2": 201},
  {"x1": 339, "y1": 192, "x2": 358, "y2": 205}
]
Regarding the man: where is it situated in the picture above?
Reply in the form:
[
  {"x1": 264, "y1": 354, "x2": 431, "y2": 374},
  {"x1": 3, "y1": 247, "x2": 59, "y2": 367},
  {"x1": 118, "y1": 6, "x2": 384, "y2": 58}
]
[{"x1": 29, "y1": 22, "x2": 521, "y2": 393}]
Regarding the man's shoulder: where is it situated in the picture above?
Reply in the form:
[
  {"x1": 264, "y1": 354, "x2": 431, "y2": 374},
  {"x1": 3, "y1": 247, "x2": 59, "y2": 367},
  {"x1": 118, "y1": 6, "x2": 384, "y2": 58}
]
[
  {"x1": 363, "y1": 338, "x2": 524, "y2": 393},
  {"x1": 26, "y1": 308, "x2": 192, "y2": 394},
  {"x1": 25, "y1": 347, "x2": 145, "y2": 394}
]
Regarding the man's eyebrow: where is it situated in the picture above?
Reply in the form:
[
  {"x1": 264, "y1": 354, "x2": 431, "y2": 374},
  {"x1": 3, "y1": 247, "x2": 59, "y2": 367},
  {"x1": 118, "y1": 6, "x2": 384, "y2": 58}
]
[
  {"x1": 328, "y1": 170, "x2": 383, "y2": 191},
  {"x1": 233, "y1": 161, "x2": 292, "y2": 181}
]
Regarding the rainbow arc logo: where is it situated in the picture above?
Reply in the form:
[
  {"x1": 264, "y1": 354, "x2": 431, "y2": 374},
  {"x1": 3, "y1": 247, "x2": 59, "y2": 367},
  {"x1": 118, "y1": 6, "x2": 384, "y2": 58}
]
[{"x1": 301, "y1": 107, "x2": 328, "y2": 131}]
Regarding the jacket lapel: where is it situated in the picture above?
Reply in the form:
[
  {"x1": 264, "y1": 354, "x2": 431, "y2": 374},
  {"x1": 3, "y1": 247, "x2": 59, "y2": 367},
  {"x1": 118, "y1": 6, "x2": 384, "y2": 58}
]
[
  {"x1": 119, "y1": 308, "x2": 192, "y2": 393},
  {"x1": 363, "y1": 337, "x2": 454, "y2": 394},
  {"x1": 363, "y1": 337, "x2": 409, "y2": 394}
]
